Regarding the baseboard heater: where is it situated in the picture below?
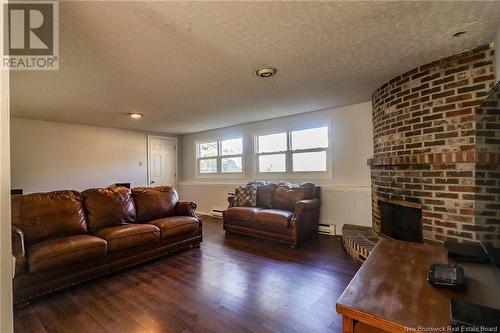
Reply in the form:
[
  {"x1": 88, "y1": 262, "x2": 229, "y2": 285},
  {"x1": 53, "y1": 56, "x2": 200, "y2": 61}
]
[
  {"x1": 318, "y1": 224, "x2": 336, "y2": 235},
  {"x1": 211, "y1": 209, "x2": 224, "y2": 219}
]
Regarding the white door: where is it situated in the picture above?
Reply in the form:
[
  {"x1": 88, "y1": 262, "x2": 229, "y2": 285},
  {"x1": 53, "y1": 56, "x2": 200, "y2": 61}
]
[{"x1": 148, "y1": 137, "x2": 176, "y2": 186}]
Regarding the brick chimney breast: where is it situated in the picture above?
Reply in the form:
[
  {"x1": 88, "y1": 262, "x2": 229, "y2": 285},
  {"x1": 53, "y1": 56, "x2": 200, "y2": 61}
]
[{"x1": 370, "y1": 44, "x2": 498, "y2": 244}]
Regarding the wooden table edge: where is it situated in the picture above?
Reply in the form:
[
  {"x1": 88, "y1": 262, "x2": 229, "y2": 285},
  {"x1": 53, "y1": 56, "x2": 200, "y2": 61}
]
[
  {"x1": 335, "y1": 239, "x2": 436, "y2": 333},
  {"x1": 336, "y1": 303, "x2": 408, "y2": 333}
]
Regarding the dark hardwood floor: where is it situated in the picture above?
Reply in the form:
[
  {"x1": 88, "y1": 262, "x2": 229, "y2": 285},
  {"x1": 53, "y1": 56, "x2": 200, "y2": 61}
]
[{"x1": 14, "y1": 216, "x2": 360, "y2": 333}]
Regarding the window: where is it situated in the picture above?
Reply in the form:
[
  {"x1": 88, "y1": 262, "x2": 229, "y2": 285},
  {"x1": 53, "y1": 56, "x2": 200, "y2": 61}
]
[
  {"x1": 291, "y1": 127, "x2": 328, "y2": 172},
  {"x1": 256, "y1": 133, "x2": 287, "y2": 172},
  {"x1": 198, "y1": 141, "x2": 218, "y2": 174},
  {"x1": 197, "y1": 138, "x2": 243, "y2": 175},
  {"x1": 255, "y1": 126, "x2": 329, "y2": 173}
]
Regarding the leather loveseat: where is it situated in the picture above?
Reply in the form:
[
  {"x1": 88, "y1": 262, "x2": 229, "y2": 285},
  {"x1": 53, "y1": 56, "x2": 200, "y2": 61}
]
[
  {"x1": 223, "y1": 181, "x2": 320, "y2": 248},
  {"x1": 11, "y1": 186, "x2": 202, "y2": 305}
]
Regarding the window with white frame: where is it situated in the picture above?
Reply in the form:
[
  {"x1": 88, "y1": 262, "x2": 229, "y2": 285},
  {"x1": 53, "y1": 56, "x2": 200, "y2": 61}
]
[
  {"x1": 255, "y1": 126, "x2": 329, "y2": 173},
  {"x1": 197, "y1": 138, "x2": 243, "y2": 175}
]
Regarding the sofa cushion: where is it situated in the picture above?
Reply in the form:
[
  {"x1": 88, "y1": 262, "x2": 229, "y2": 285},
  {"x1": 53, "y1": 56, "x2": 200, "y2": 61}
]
[
  {"x1": 28, "y1": 235, "x2": 107, "y2": 273},
  {"x1": 272, "y1": 182, "x2": 316, "y2": 211},
  {"x1": 224, "y1": 207, "x2": 262, "y2": 222},
  {"x1": 248, "y1": 181, "x2": 277, "y2": 208},
  {"x1": 83, "y1": 187, "x2": 136, "y2": 231},
  {"x1": 11, "y1": 190, "x2": 87, "y2": 245},
  {"x1": 149, "y1": 216, "x2": 199, "y2": 239},
  {"x1": 92, "y1": 224, "x2": 160, "y2": 252},
  {"x1": 256, "y1": 183, "x2": 277, "y2": 208},
  {"x1": 254, "y1": 209, "x2": 294, "y2": 229},
  {"x1": 132, "y1": 186, "x2": 178, "y2": 223}
]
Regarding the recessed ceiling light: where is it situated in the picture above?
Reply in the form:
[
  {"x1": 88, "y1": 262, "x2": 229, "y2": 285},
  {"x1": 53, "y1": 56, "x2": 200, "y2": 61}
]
[
  {"x1": 453, "y1": 31, "x2": 466, "y2": 38},
  {"x1": 127, "y1": 112, "x2": 143, "y2": 119},
  {"x1": 256, "y1": 67, "x2": 277, "y2": 78}
]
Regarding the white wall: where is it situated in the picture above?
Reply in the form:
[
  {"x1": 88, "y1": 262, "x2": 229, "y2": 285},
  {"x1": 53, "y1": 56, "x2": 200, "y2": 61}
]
[
  {"x1": 0, "y1": 1, "x2": 13, "y2": 329},
  {"x1": 178, "y1": 102, "x2": 373, "y2": 233},
  {"x1": 11, "y1": 118, "x2": 152, "y2": 193},
  {"x1": 11, "y1": 102, "x2": 373, "y2": 235}
]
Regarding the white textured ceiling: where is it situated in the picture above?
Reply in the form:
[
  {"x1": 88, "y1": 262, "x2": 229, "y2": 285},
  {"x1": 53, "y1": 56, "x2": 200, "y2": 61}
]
[{"x1": 10, "y1": 1, "x2": 500, "y2": 134}]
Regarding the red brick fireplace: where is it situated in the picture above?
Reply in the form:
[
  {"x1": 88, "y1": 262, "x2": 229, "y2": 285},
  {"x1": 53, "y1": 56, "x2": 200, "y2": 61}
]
[{"x1": 370, "y1": 44, "x2": 497, "y2": 244}]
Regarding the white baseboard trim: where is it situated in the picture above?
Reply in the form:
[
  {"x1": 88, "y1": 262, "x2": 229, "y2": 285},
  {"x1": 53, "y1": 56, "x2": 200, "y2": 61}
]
[
  {"x1": 197, "y1": 212, "x2": 352, "y2": 236},
  {"x1": 195, "y1": 211, "x2": 374, "y2": 237}
]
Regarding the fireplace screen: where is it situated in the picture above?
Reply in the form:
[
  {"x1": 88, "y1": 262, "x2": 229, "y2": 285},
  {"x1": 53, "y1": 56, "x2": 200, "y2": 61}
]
[{"x1": 380, "y1": 201, "x2": 423, "y2": 243}]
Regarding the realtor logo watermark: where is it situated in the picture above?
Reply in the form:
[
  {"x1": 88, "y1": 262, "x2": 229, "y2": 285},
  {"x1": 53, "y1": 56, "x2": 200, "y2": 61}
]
[{"x1": 3, "y1": 1, "x2": 59, "y2": 70}]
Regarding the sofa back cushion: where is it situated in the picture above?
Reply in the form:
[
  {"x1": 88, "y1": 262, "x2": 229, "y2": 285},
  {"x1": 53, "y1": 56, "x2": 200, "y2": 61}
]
[
  {"x1": 132, "y1": 186, "x2": 178, "y2": 223},
  {"x1": 247, "y1": 181, "x2": 277, "y2": 208},
  {"x1": 11, "y1": 190, "x2": 87, "y2": 244},
  {"x1": 258, "y1": 183, "x2": 278, "y2": 208},
  {"x1": 272, "y1": 182, "x2": 316, "y2": 211},
  {"x1": 83, "y1": 187, "x2": 136, "y2": 231}
]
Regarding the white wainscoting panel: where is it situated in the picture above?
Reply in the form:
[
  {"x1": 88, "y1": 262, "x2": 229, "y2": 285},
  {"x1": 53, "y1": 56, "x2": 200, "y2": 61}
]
[
  {"x1": 177, "y1": 182, "x2": 238, "y2": 216},
  {"x1": 320, "y1": 186, "x2": 372, "y2": 235},
  {"x1": 177, "y1": 182, "x2": 372, "y2": 235}
]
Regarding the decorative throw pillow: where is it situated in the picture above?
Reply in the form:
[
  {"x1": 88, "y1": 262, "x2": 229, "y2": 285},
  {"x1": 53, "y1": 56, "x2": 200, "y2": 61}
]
[{"x1": 233, "y1": 185, "x2": 257, "y2": 207}]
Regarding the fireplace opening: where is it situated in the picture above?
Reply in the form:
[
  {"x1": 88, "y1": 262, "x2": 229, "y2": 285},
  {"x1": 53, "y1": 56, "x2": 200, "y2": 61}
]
[{"x1": 380, "y1": 200, "x2": 423, "y2": 243}]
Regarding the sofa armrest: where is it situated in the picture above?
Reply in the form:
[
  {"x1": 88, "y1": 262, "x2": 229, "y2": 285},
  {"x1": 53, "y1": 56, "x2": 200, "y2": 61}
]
[
  {"x1": 175, "y1": 201, "x2": 198, "y2": 218},
  {"x1": 293, "y1": 199, "x2": 321, "y2": 219},
  {"x1": 290, "y1": 198, "x2": 321, "y2": 246},
  {"x1": 12, "y1": 225, "x2": 26, "y2": 275}
]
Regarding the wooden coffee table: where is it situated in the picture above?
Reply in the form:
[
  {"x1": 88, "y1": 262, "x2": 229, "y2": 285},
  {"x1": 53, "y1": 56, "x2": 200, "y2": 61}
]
[{"x1": 336, "y1": 238, "x2": 500, "y2": 333}]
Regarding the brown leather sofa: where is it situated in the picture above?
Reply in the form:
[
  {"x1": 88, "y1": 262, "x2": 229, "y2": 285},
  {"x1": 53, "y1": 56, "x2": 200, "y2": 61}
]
[
  {"x1": 223, "y1": 182, "x2": 320, "y2": 248},
  {"x1": 11, "y1": 186, "x2": 202, "y2": 305}
]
